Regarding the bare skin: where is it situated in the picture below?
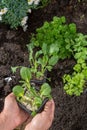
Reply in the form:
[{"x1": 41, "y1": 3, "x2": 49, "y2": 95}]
[
  {"x1": 0, "y1": 93, "x2": 29, "y2": 130},
  {"x1": 25, "y1": 99, "x2": 55, "y2": 130},
  {"x1": 0, "y1": 93, "x2": 55, "y2": 130}
]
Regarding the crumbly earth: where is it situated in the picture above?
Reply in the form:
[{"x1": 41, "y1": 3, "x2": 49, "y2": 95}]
[{"x1": 0, "y1": 0, "x2": 87, "y2": 130}]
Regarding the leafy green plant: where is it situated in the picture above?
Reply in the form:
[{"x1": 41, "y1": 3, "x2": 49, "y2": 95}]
[
  {"x1": 0, "y1": 0, "x2": 50, "y2": 30},
  {"x1": 29, "y1": 16, "x2": 87, "y2": 96},
  {"x1": 11, "y1": 16, "x2": 87, "y2": 98},
  {"x1": 72, "y1": 33, "x2": 87, "y2": 60},
  {"x1": 12, "y1": 66, "x2": 52, "y2": 116},
  {"x1": 63, "y1": 58, "x2": 87, "y2": 96},
  {"x1": 27, "y1": 42, "x2": 59, "y2": 79},
  {"x1": 63, "y1": 32, "x2": 87, "y2": 96},
  {"x1": 31, "y1": 16, "x2": 77, "y2": 59}
]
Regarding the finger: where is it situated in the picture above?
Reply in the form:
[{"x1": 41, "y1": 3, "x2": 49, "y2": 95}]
[
  {"x1": 5, "y1": 93, "x2": 15, "y2": 102},
  {"x1": 42, "y1": 99, "x2": 55, "y2": 116},
  {"x1": 49, "y1": 99, "x2": 55, "y2": 120},
  {"x1": 44, "y1": 99, "x2": 55, "y2": 111},
  {"x1": 8, "y1": 93, "x2": 16, "y2": 98},
  {"x1": 6, "y1": 93, "x2": 15, "y2": 99}
]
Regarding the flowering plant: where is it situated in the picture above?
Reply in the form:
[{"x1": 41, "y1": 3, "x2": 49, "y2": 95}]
[{"x1": 0, "y1": 0, "x2": 49, "y2": 30}]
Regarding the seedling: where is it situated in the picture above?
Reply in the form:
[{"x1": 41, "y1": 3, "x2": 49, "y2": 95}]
[
  {"x1": 12, "y1": 67, "x2": 52, "y2": 116},
  {"x1": 27, "y1": 42, "x2": 59, "y2": 80}
]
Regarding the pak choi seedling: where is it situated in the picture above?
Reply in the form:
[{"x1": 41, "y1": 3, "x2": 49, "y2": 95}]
[
  {"x1": 27, "y1": 42, "x2": 59, "y2": 79},
  {"x1": 12, "y1": 66, "x2": 52, "y2": 116}
]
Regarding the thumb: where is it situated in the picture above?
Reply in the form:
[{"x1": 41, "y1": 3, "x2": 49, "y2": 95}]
[{"x1": 42, "y1": 99, "x2": 55, "y2": 118}]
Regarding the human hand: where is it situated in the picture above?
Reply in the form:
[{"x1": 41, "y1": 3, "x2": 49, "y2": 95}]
[
  {"x1": 25, "y1": 99, "x2": 55, "y2": 130},
  {"x1": 1, "y1": 93, "x2": 29, "y2": 130}
]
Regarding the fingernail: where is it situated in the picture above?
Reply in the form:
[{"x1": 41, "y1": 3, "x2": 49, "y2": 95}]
[{"x1": 48, "y1": 100, "x2": 52, "y2": 106}]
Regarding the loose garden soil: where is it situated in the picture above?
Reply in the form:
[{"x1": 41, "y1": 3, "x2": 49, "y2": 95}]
[{"x1": 0, "y1": 0, "x2": 87, "y2": 130}]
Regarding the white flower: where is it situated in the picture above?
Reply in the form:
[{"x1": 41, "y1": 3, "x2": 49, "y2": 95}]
[
  {"x1": 0, "y1": 8, "x2": 8, "y2": 15},
  {"x1": 21, "y1": 16, "x2": 28, "y2": 26},
  {"x1": 28, "y1": 9, "x2": 32, "y2": 13},
  {"x1": 28, "y1": 0, "x2": 40, "y2": 5},
  {"x1": 0, "y1": 16, "x2": 2, "y2": 21},
  {"x1": 23, "y1": 25, "x2": 28, "y2": 32},
  {"x1": 34, "y1": 0, "x2": 40, "y2": 5},
  {"x1": 28, "y1": 0, "x2": 34, "y2": 5}
]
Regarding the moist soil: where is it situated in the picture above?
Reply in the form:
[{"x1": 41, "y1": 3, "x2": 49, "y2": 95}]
[{"x1": 0, "y1": 0, "x2": 87, "y2": 130}]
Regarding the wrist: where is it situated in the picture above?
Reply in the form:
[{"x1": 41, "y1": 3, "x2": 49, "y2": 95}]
[{"x1": 25, "y1": 125, "x2": 48, "y2": 130}]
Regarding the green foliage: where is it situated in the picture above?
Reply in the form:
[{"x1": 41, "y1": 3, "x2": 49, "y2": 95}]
[
  {"x1": 31, "y1": 16, "x2": 77, "y2": 59},
  {"x1": 72, "y1": 33, "x2": 87, "y2": 60},
  {"x1": 63, "y1": 73, "x2": 85, "y2": 96},
  {"x1": 13, "y1": 85, "x2": 24, "y2": 97},
  {"x1": 63, "y1": 59, "x2": 87, "y2": 96},
  {"x1": 12, "y1": 16, "x2": 87, "y2": 98},
  {"x1": 20, "y1": 67, "x2": 31, "y2": 82},
  {"x1": 0, "y1": 0, "x2": 49, "y2": 29},
  {"x1": 0, "y1": 0, "x2": 28, "y2": 29},
  {"x1": 12, "y1": 66, "x2": 52, "y2": 115},
  {"x1": 29, "y1": 16, "x2": 87, "y2": 96},
  {"x1": 38, "y1": 0, "x2": 50, "y2": 7},
  {"x1": 11, "y1": 66, "x2": 19, "y2": 73},
  {"x1": 40, "y1": 83, "x2": 51, "y2": 98},
  {"x1": 63, "y1": 32, "x2": 87, "y2": 96},
  {"x1": 27, "y1": 42, "x2": 59, "y2": 79}
]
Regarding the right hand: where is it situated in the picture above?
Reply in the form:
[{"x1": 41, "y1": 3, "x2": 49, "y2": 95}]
[{"x1": 25, "y1": 99, "x2": 55, "y2": 130}]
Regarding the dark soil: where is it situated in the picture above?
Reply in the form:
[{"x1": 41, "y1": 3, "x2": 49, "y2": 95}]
[{"x1": 0, "y1": 0, "x2": 87, "y2": 130}]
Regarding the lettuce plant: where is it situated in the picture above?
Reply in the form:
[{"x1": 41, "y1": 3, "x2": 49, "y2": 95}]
[
  {"x1": 63, "y1": 59, "x2": 87, "y2": 96},
  {"x1": 31, "y1": 16, "x2": 77, "y2": 59},
  {"x1": 0, "y1": 0, "x2": 50, "y2": 30},
  {"x1": 12, "y1": 67, "x2": 52, "y2": 116},
  {"x1": 63, "y1": 32, "x2": 87, "y2": 96},
  {"x1": 30, "y1": 16, "x2": 87, "y2": 96},
  {"x1": 72, "y1": 33, "x2": 87, "y2": 60},
  {"x1": 29, "y1": 16, "x2": 87, "y2": 96}
]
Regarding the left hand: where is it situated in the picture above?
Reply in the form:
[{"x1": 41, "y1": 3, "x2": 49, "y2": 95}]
[{"x1": 1, "y1": 93, "x2": 29, "y2": 130}]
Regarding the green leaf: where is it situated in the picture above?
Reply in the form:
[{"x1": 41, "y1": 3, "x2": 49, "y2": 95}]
[
  {"x1": 42, "y1": 55, "x2": 48, "y2": 65},
  {"x1": 12, "y1": 85, "x2": 24, "y2": 97},
  {"x1": 61, "y1": 16, "x2": 66, "y2": 23},
  {"x1": 33, "y1": 97, "x2": 42, "y2": 106},
  {"x1": 30, "y1": 87, "x2": 38, "y2": 97},
  {"x1": 77, "y1": 59, "x2": 85, "y2": 64},
  {"x1": 40, "y1": 83, "x2": 51, "y2": 97},
  {"x1": 11, "y1": 66, "x2": 19, "y2": 73},
  {"x1": 46, "y1": 65, "x2": 52, "y2": 71},
  {"x1": 42, "y1": 43, "x2": 48, "y2": 55},
  {"x1": 37, "y1": 58, "x2": 43, "y2": 65},
  {"x1": 36, "y1": 71, "x2": 43, "y2": 78},
  {"x1": 73, "y1": 64, "x2": 81, "y2": 72},
  {"x1": 69, "y1": 23, "x2": 76, "y2": 33},
  {"x1": 20, "y1": 67, "x2": 31, "y2": 82},
  {"x1": 35, "y1": 50, "x2": 43, "y2": 59},
  {"x1": 43, "y1": 21, "x2": 49, "y2": 28},
  {"x1": 48, "y1": 55, "x2": 58, "y2": 66},
  {"x1": 49, "y1": 44, "x2": 59, "y2": 55}
]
